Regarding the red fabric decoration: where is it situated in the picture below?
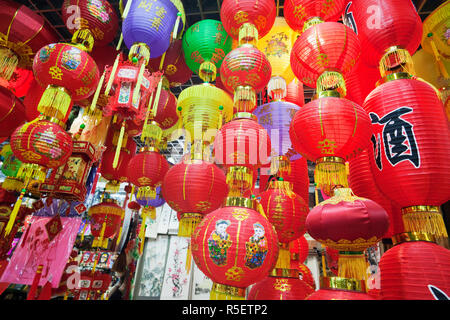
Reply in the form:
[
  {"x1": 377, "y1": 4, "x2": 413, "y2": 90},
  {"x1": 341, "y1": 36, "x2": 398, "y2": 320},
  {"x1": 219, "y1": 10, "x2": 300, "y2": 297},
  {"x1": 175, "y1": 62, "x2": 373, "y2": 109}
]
[
  {"x1": 128, "y1": 201, "x2": 141, "y2": 211},
  {"x1": 344, "y1": 0, "x2": 422, "y2": 67},
  {"x1": 62, "y1": 0, "x2": 119, "y2": 47},
  {"x1": 306, "y1": 189, "x2": 389, "y2": 251},
  {"x1": 89, "y1": 200, "x2": 124, "y2": 239},
  {"x1": 259, "y1": 182, "x2": 309, "y2": 243},
  {"x1": 33, "y1": 43, "x2": 100, "y2": 102},
  {"x1": 191, "y1": 205, "x2": 279, "y2": 291},
  {"x1": 348, "y1": 149, "x2": 403, "y2": 238},
  {"x1": 363, "y1": 78, "x2": 450, "y2": 208},
  {"x1": 23, "y1": 79, "x2": 45, "y2": 121},
  {"x1": 10, "y1": 119, "x2": 73, "y2": 168},
  {"x1": 284, "y1": 79, "x2": 304, "y2": 107},
  {"x1": 307, "y1": 288, "x2": 375, "y2": 300},
  {"x1": 248, "y1": 275, "x2": 315, "y2": 300},
  {"x1": 289, "y1": 97, "x2": 372, "y2": 162},
  {"x1": 220, "y1": 0, "x2": 277, "y2": 40},
  {"x1": 290, "y1": 22, "x2": 360, "y2": 89},
  {"x1": 147, "y1": 39, "x2": 192, "y2": 87},
  {"x1": 0, "y1": 85, "x2": 26, "y2": 138},
  {"x1": 283, "y1": 0, "x2": 347, "y2": 33},
  {"x1": 379, "y1": 241, "x2": 450, "y2": 300},
  {"x1": 214, "y1": 117, "x2": 271, "y2": 168}
]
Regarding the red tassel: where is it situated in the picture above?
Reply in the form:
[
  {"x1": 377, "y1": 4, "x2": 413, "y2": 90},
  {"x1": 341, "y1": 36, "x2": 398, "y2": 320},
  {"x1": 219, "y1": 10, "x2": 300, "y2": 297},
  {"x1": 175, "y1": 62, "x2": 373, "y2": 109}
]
[
  {"x1": 37, "y1": 278, "x2": 53, "y2": 300},
  {"x1": 27, "y1": 265, "x2": 44, "y2": 300}
]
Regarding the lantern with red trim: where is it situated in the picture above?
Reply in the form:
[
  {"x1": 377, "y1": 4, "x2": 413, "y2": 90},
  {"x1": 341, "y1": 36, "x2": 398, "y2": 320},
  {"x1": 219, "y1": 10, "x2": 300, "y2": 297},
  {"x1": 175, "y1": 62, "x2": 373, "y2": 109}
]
[
  {"x1": 0, "y1": 0, "x2": 58, "y2": 86},
  {"x1": 191, "y1": 196, "x2": 279, "y2": 300},
  {"x1": 220, "y1": 0, "x2": 277, "y2": 45},
  {"x1": 284, "y1": 0, "x2": 347, "y2": 33},
  {"x1": 62, "y1": 0, "x2": 119, "y2": 48},
  {"x1": 307, "y1": 276, "x2": 374, "y2": 300},
  {"x1": 306, "y1": 188, "x2": 389, "y2": 281},
  {"x1": 88, "y1": 198, "x2": 124, "y2": 249},
  {"x1": 379, "y1": 237, "x2": 450, "y2": 300},
  {"x1": 162, "y1": 158, "x2": 228, "y2": 237},
  {"x1": 0, "y1": 86, "x2": 26, "y2": 139},
  {"x1": 364, "y1": 75, "x2": 450, "y2": 240},
  {"x1": 289, "y1": 96, "x2": 372, "y2": 195}
]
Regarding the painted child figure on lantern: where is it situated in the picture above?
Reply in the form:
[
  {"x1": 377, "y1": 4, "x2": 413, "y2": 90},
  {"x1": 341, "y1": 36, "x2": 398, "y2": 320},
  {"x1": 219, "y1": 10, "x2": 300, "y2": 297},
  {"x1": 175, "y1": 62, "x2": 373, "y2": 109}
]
[
  {"x1": 245, "y1": 223, "x2": 268, "y2": 269},
  {"x1": 208, "y1": 220, "x2": 232, "y2": 266}
]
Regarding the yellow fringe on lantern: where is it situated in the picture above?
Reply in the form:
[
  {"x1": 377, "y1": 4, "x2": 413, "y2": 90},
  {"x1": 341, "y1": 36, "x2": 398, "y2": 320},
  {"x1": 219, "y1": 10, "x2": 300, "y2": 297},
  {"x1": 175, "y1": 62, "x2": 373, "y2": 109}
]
[
  {"x1": 238, "y1": 23, "x2": 258, "y2": 45},
  {"x1": 267, "y1": 76, "x2": 287, "y2": 101},
  {"x1": 143, "y1": 206, "x2": 156, "y2": 220},
  {"x1": 401, "y1": 206, "x2": 449, "y2": 238},
  {"x1": 37, "y1": 86, "x2": 72, "y2": 121},
  {"x1": 132, "y1": 62, "x2": 146, "y2": 105},
  {"x1": 141, "y1": 121, "x2": 162, "y2": 146},
  {"x1": 89, "y1": 70, "x2": 106, "y2": 113},
  {"x1": 275, "y1": 244, "x2": 291, "y2": 269},
  {"x1": 4, "y1": 187, "x2": 26, "y2": 236},
  {"x1": 234, "y1": 86, "x2": 256, "y2": 113},
  {"x1": 379, "y1": 46, "x2": 415, "y2": 78},
  {"x1": 112, "y1": 121, "x2": 126, "y2": 169},
  {"x1": 139, "y1": 213, "x2": 148, "y2": 255},
  {"x1": 105, "y1": 53, "x2": 121, "y2": 96},
  {"x1": 270, "y1": 156, "x2": 291, "y2": 177},
  {"x1": 302, "y1": 17, "x2": 325, "y2": 32},
  {"x1": 0, "y1": 47, "x2": 18, "y2": 81},
  {"x1": 105, "y1": 180, "x2": 121, "y2": 193},
  {"x1": 199, "y1": 61, "x2": 217, "y2": 83},
  {"x1": 136, "y1": 186, "x2": 157, "y2": 200},
  {"x1": 178, "y1": 213, "x2": 203, "y2": 237},
  {"x1": 116, "y1": 226, "x2": 123, "y2": 246},
  {"x1": 314, "y1": 157, "x2": 348, "y2": 195},
  {"x1": 185, "y1": 242, "x2": 192, "y2": 273},
  {"x1": 2, "y1": 177, "x2": 25, "y2": 192},
  {"x1": 116, "y1": 33, "x2": 123, "y2": 51},
  {"x1": 429, "y1": 39, "x2": 449, "y2": 78},
  {"x1": 151, "y1": 77, "x2": 163, "y2": 118},
  {"x1": 316, "y1": 71, "x2": 346, "y2": 97},
  {"x1": 226, "y1": 166, "x2": 254, "y2": 196},
  {"x1": 337, "y1": 252, "x2": 368, "y2": 282},
  {"x1": 71, "y1": 29, "x2": 94, "y2": 53},
  {"x1": 210, "y1": 283, "x2": 246, "y2": 300}
]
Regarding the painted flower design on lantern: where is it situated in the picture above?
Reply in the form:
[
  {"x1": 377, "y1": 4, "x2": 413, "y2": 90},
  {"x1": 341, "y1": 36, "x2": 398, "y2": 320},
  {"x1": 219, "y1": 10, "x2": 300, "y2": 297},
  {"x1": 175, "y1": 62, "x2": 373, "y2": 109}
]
[
  {"x1": 61, "y1": 47, "x2": 82, "y2": 71},
  {"x1": 39, "y1": 44, "x2": 56, "y2": 63},
  {"x1": 264, "y1": 32, "x2": 289, "y2": 58},
  {"x1": 87, "y1": 0, "x2": 111, "y2": 23},
  {"x1": 444, "y1": 27, "x2": 450, "y2": 45},
  {"x1": 244, "y1": 222, "x2": 268, "y2": 269},
  {"x1": 208, "y1": 220, "x2": 232, "y2": 266}
]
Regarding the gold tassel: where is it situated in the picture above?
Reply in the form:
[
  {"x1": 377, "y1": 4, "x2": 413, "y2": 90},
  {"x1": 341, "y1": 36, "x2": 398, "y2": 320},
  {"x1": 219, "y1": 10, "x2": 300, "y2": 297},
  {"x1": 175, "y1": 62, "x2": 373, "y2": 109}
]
[
  {"x1": 0, "y1": 47, "x2": 18, "y2": 81},
  {"x1": 185, "y1": 241, "x2": 192, "y2": 273},
  {"x1": 136, "y1": 186, "x2": 156, "y2": 200},
  {"x1": 178, "y1": 213, "x2": 202, "y2": 237},
  {"x1": 116, "y1": 226, "x2": 123, "y2": 246},
  {"x1": 234, "y1": 86, "x2": 256, "y2": 113},
  {"x1": 159, "y1": 52, "x2": 167, "y2": 71},
  {"x1": 105, "y1": 181, "x2": 121, "y2": 193},
  {"x1": 256, "y1": 202, "x2": 267, "y2": 219},
  {"x1": 132, "y1": 61, "x2": 146, "y2": 105},
  {"x1": 80, "y1": 221, "x2": 87, "y2": 241},
  {"x1": 104, "y1": 53, "x2": 121, "y2": 96},
  {"x1": 122, "y1": 0, "x2": 133, "y2": 18},
  {"x1": 210, "y1": 283, "x2": 246, "y2": 300},
  {"x1": 199, "y1": 61, "x2": 217, "y2": 83},
  {"x1": 315, "y1": 187, "x2": 319, "y2": 205},
  {"x1": 151, "y1": 77, "x2": 164, "y2": 118},
  {"x1": 4, "y1": 187, "x2": 26, "y2": 236},
  {"x1": 316, "y1": 71, "x2": 346, "y2": 97},
  {"x1": 314, "y1": 157, "x2": 348, "y2": 196},
  {"x1": 402, "y1": 206, "x2": 448, "y2": 238},
  {"x1": 112, "y1": 121, "x2": 126, "y2": 169},
  {"x1": 63, "y1": 292, "x2": 69, "y2": 300},
  {"x1": 89, "y1": 70, "x2": 106, "y2": 113},
  {"x1": 337, "y1": 252, "x2": 368, "y2": 281},
  {"x1": 275, "y1": 244, "x2": 291, "y2": 269},
  {"x1": 116, "y1": 33, "x2": 123, "y2": 51},
  {"x1": 322, "y1": 250, "x2": 327, "y2": 277},
  {"x1": 143, "y1": 206, "x2": 156, "y2": 220},
  {"x1": 37, "y1": 86, "x2": 72, "y2": 121},
  {"x1": 238, "y1": 22, "x2": 258, "y2": 45},
  {"x1": 98, "y1": 219, "x2": 107, "y2": 247}
]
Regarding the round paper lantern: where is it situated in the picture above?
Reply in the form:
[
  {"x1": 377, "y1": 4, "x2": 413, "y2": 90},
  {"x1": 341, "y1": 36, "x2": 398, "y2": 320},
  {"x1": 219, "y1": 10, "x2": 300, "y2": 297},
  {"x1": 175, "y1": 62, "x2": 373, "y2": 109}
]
[
  {"x1": 344, "y1": 62, "x2": 381, "y2": 106},
  {"x1": 363, "y1": 76, "x2": 450, "y2": 239},
  {"x1": 147, "y1": 39, "x2": 192, "y2": 87},
  {"x1": 285, "y1": 157, "x2": 310, "y2": 206},
  {"x1": 0, "y1": 0, "x2": 58, "y2": 83},
  {"x1": 297, "y1": 263, "x2": 316, "y2": 289},
  {"x1": 152, "y1": 87, "x2": 178, "y2": 130},
  {"x1": 127, "y1": 147, "x2": 169, "y2": 200},
  {"x1": 0, "y1": 86, "x2": 26, "y2": 138},
  {"x1": 248, "y1": 271, "x2": 315, "y2": 300},
  {"x1": 256, "y1": 17, "x2": 296, "y2": 100},
  {"x1": 220, "y1": 44, "x2": 272, "y2": 113},
  {"x1": 283, "y1": 0, "x2": 347, "y2": 33},
  {"x1": 343, "y1": 0, "x2": 422, "y2": 68},
  {"x1": 289, "y1": 96, "x2": 372, "y2": 194},
  {"x1": 62, "y1": 0, "x2": 119, "y2": 48},
  {"x1": 284, "y1": 79, "x2": 304, "y2": 108},
  {"x1": 380, "y1": 238, "x2": 450, "y2": 300},
  {"x1": 33, "y1": 42, "x2": 100, "y2": 121},
  {"x1": 290, "y1": 21, "x2": 361, "y2": 93},
  {"x1": 191, "y1": 197, "x2": 279, "y2": 299},
  {"x1": 289, "y1": 235, "x2": 309, "y2": 266},
  {"x1": 88, "y1": 199, "x2": 124, "y2": 248},
  {"x1": 220, "y1": 0, "x2": 277, "y2": 43},
  {"x1": 6, "y1": 67, "x2": 34, "y2": 98},
  {"x1": 307, "y1": 277, "x2": 374, "y2": 300},
  {"x1": 182, "y1": 19, "x2": 232, "y2": 82},
  {"x1": 162, "y1": 159, "x2": 228, "y2": 237},
  {"x1": 122, "y1": 0, "x2": 179, "y2": 59}
]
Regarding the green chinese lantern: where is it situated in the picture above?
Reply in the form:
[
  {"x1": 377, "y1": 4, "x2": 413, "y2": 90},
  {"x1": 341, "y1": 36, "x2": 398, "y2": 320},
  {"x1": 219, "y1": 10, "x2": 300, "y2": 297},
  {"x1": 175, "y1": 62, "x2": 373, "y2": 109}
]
[{"x1": 182, "y1": 19, "x2": 232, "y2": 82}]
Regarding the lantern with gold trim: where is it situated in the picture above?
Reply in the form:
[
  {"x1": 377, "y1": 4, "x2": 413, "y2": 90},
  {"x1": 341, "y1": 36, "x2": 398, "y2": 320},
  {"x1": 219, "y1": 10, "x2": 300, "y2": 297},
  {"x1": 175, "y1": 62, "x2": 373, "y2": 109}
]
[
  {"x1": 307, "y1": 276, "x2": 374, "y2": 300},
  {"x1": 191, "y1": 196, "x2": 279, "y2": 300},
  {"x1": 305, "y1": 188, "x2": 389, "y2": 282},
  {"x1": 88, "y1": 198, "x2": 124, "y2": 249},
  {"x1": 0, "y1": 0, "x2": 58, "y2": 86}
]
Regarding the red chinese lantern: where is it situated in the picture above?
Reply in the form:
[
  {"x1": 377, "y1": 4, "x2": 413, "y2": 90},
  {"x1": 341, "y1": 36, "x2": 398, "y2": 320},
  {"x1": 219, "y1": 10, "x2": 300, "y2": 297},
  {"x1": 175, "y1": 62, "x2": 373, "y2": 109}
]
[
  {"x1": 290, "y1": 21, "x2": 361, "y2": 94},
  {"x1": 147, "y1": 39, "x2": 192, "y2": 88},
  {"x1": 22, "y1": 79, "x2": 45, "y2": 122},
  {"x1": 88, "y1": 199, "x2": 124, "y2": 249},
  {"x1": 306, "y1": 188, "x2": 389, "y2": 280},
  {"x1": 284, "y1": 79, "x2": 304, "y2": 108},
  {"x1": 62, "y1": 0, "x2": 119, "y2": 48},
  {"x1": 90, "y1": 45, "x2": 119, "y2": 74},
  {"x1": 248, "y1": 270, "x2": 315, "y2": 300},
  {"x1": 220, "y1": 0, "x2": 277, "y2": 44},
  {"x1": 191, "y1": 197, "x2": 279, "y2": 300},
  {"x1": 127, "y1": 147, "x2": 169, "y2": 200},
  {"x1": 298, "y1": 263, "x2": 316, "y2": 289},
  {"x1": 0, "y1": 86, "x2": 26, "y2": 138},
  {"x1": 289, "y1": 97, "x2": 372, "y2": 195},
  {"x1": 289, "y1": 235, "x2": 309, "y2": 267},
  {"x1": 363, "y1": 76, "x2": 450, "y2": 239},
  {"x1": 284, "y1": 0, "x2": 347, "y2": 33},
  {"x1": 162, "y1": 159, "x2": 228, "y2": 237},
  {"x1": 220, "y1": 44, "x2": 272, "y2": 113},
  {"x1": 151, "y1": 86, "x2": 179, "y2": 130},
  {"x1": 307, "y1": 277, "x2": 374, "y2": 300},
  {"x1": 344, "y1": 62, "x2": 380, "y2": 106},
  {"x1": 6, "y1": 67, "x2": 34, "y2": 98},
  {"x1": 348, "y1": 149, "x2": 402, "y2": 238},
  {"x1": 33, "y1": 42, "x2": 100, "y2": 122},
  {"x1": 259, "y1": 180, "x2": 309, "y2": 268},
  {"x1": 343, "y1": 0, "x2": 422, "y2": 68},
  {"x1": 285, "y1": 157, "x2": 309, "y2": 207},
  {"x1": 379, "y1": 239, "x2": 450, "y2": 300}
]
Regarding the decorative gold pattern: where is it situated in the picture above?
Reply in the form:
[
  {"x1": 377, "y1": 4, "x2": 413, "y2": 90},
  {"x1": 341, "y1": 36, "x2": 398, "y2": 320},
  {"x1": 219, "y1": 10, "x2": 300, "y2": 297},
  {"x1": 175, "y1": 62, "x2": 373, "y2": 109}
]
[
  {"x1": 225, "y1": 266, "x2": 245, "y2": 282},
  {"x1": 273, "y1": 279, "x2": 292, "y2": 292}
]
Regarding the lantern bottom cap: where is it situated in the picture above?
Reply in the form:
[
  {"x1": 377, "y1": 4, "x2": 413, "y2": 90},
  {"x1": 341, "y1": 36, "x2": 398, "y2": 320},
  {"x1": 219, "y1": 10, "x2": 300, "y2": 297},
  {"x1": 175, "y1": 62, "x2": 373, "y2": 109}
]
[{"x1": 210, "y1": 283, "x2": 246, "y2": 300}]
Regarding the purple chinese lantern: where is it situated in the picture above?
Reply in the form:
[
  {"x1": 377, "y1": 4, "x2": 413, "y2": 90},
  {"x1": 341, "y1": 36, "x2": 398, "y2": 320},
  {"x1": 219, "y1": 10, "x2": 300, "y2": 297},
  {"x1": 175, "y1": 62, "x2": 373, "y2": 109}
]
[
  {"x1": 135, "y1": 186, "x2": 165, "y2": 220},
  {"x1": 122, "y1": 0, "x2": 180, "y2": 59}
]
